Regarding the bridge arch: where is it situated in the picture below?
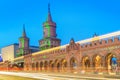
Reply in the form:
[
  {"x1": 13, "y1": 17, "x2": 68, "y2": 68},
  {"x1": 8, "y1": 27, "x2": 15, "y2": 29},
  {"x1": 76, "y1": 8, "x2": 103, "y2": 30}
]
[
  {"x1": 32, "y1": 62, "x2": 35, "y2": 71},
  {"x1": 44, "y1": 61, "x2": 48, "y2": 71},
  {"x1": 49, "y1": 60, "x2": 54, "y2": 71},
  {"x1": 40, "y1": 61, "x2": 43, "y2": 71},
  {"x1": 82, "y1": 55, "x2": 90, "y2": 70},
  {"x1": 36, "y1": 62, "x2": 39, "y2": 71},
  {"x1": 92, "y1": 54, "x2": 102, "y2": 70},
  {"x1": 70, "y1": 57, "x2": 78, "y2": 71},
  {"x1": 105, "y1": 53, "x2": 117, "y2": 71},
  {"x1": 61, "y1": 58, "x2": 67, "y2": 72}
]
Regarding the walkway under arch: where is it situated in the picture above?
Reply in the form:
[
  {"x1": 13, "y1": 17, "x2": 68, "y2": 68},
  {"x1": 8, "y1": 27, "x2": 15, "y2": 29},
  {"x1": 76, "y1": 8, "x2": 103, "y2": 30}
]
[
  {"x1": 44, "y1": 61, "x2": 48, "y2": 71},
  {"x1": 61, "y1": 59, "x2": 67, "y2": 72},
  {"x1": 93, "y1": 55, "x2": 102, "y2": 70},
  {"x1": 54, "y1": 59, "x2": 61, "y2": 72},
  {"x1": 36, "y1": 62, "x2": 39, "y2": 71},
  {"x1": 70, "y1": 57, "x2": 78, "y2": 72},
  {"x1": 32, "y1": 63, "x2": 35, "y2": 71},
  {"x1": 82, "y1": 56, "x2": 90, "y2": 70},
  {"x1": 106, "y1": 53, "x2": 117, "y2": 72},
  {"x1": 40, "y1": 62, "x2": 43, "y2": 71},
  {"x1": 49, "y1": 60, "x2": 54, "y2": 71}
]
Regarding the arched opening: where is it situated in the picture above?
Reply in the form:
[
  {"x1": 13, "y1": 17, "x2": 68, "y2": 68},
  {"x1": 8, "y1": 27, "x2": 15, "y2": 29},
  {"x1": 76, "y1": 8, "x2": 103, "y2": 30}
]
[
  {"x1": 57, "y1": 63, "x2": 60, "y2": 72},
  {"x1": 32, "y1": 63, "x2": 35, "y2": 71},
  {"x1": 106, "y1": 53, "x2": 117, "y2": 72},
  {"x1": 93, "y1": 55, "x2": 102, "y2": 71},
  {"x1": 16, "y1": 62, "x2": 24, "y2": 71},
  {"x1": 40, "y1": 62, "x2": 43, "y2": 71},
  {"x1": 11, "y1": 64, "x2": 20, "y2": 71},
  {"x1": 61, "y1": 59, "x2": 67, "y2": 72},
  {"x1": 18, "y1": 62, "x2": 24, "y2": 68},
  {"x1": 54, "y1": 59, "x2": 60, "y2": 72},
  {"x1": 82, "y1": 56, "x2": 90, "y2": 70},
  {"x1": 36, "y1": 62, "x2": 39, "y2": 71},
  {"x1": 49, "y1": 60, "x2": 54, "y2": 71},
  {"x1": 70, "y1": 57, "x2": 77, "y2": 72},
  {"x1": 44, "y1": 61, "x2": 48, "y2": 71}
]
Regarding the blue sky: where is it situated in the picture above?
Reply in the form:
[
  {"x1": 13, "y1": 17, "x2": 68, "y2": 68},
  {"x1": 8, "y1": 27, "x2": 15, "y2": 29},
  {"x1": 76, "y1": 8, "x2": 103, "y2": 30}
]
[{"x1": 0, "y1": 0, "x2": 120, "y2": 48}]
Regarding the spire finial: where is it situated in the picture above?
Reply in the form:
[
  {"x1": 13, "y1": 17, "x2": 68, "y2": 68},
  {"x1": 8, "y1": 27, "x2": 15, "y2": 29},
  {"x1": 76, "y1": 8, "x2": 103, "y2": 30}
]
[
  {"x1": 47, "y1": 1, "x2": 52, "y2": 22},
  {"x1": 48, "y1": 2, "x2": 50, "y2": 13},
  {"x1": 93, "y1": 32, "x2": 98, "y2": 37},
  {"x1": 22, "y1": 24, "x2": 26, "y2": 37}
]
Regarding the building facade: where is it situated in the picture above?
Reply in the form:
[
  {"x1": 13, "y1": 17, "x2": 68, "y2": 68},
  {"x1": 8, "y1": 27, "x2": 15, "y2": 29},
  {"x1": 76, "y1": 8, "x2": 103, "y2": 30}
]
[
  {"x1": 23, "y1": 37, "x2": 120, "y2": 73},
  {"x1": 1, "y1": 43, "x2": 19, "y2": 61}
]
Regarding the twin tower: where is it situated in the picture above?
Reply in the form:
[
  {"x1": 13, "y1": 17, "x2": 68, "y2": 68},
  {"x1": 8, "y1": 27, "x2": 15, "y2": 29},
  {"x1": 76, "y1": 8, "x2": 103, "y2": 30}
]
[
  {"x1": 18, "y1": 3, "x2": 61, "y2": 56},
  {"x1": 39, "y1": 3, "x2": 61, "y2": 50}
]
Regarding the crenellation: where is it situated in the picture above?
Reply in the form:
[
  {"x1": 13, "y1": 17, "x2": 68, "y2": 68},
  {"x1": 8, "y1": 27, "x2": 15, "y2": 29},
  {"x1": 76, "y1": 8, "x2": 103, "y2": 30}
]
[
  {"x1": 108, "y1": 38, "x2": 113, "y2": 43},
  {"x1": 114, "y1": 37, "x2": 119, "y2": 43},
  {"x1": 85, "y1": 44, "x2": 89, "y2": 48},
  {"x1": 96, "y1": 40, "x2": 100, "y2": 46},
  {"x1": 101, "y1": 39, "x2": 107, "y2": 44},
  {"x1": 80, "y1": 36, "x2": 120, "y2": 51}
]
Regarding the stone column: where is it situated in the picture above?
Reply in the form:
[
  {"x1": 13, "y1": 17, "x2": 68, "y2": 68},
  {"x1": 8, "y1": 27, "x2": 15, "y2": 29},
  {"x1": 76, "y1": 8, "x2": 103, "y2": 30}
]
[
  {"x1": 90, "y1": 58, "x2": 93, "y2": 72},
  {"x1": 54, "y1": 63, "x2": 57, "y2": 72},
  {"x1": 67, "y1": 60, "x2": 71, "y2": 73},
  {"x1": 42, "y1": 63, "x2": 45, "y2": 72},
  {"x1": 34, "y1": 63, "x2": 36, "y2": 72},
  {"x1": 59, "y1": 61, "x2": 62, "y2": 72},
  {"x1": 79, "y1": 62, "x2": 82, "y2": 70},
  {"x1": 29, "y1": 62, "x2": 32, "y2": 71},
  {"x1": 47, "y1": 63, "x2": 50, "y2": 72},
  {"x1": 117, "y1": 60, "x2": 120, "y2": 74},
  {"x1": 101, "y1": 56, "x2": 106, "y2": 73},
  {"x1": 76, "y1": 61, "x2": 80, "y2": 73}
]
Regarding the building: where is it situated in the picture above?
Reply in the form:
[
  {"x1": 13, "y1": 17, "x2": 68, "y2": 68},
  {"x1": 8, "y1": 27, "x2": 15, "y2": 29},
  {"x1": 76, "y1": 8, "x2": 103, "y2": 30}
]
[
  {"x1": 1, "y1": 25, "x2": 39, "y2": 61},
  {"x1": 1, "y1": 43, "x2": 19, "y2": 61},
  {"x1": 17, "y1": 24, "x2": 30, "y2": 57},
  {"x1": 0, "y1": 3, "x2": 120, "y2": 74},
  {"x1": 1, "y1": 42, "x2": 39, "y2": 62}
]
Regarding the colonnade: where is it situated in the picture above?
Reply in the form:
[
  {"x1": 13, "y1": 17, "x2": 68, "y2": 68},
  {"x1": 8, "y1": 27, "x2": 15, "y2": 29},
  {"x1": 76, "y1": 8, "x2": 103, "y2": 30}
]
[{"x1": 25, "y1": 53, "x2": 120, "y2": 73}]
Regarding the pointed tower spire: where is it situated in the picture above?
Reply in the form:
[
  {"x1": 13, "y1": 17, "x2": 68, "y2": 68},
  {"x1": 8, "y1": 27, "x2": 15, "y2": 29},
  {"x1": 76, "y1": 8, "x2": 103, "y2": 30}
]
[
  {"x1": 48, "y1": 2, "x2": 50, "y2": 13},
  {"x1": 40, "y1": 2, "x2": 61, "y2": 50},
  {"x1": 47, "y1": 2, "x2": 52, "y2": 22},
  {"x1": 22, "y1": 24, "x2": 26, "y2": 37}
]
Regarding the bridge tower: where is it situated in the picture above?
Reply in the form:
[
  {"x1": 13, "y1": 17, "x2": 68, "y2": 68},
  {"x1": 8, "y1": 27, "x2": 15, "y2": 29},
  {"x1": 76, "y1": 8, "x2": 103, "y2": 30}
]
[
  {"x1": 17, "y1": 24, "x2": 30, "y2": 56},
  {"x1": 39, "y1": 3, "x2": 61, "y2": 50}
]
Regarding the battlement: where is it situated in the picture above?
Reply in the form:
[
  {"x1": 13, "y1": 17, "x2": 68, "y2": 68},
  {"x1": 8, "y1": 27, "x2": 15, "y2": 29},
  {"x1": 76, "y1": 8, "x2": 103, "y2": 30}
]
[{"x1": 80, "y1": 36, "x2": 120, "y2": 50}]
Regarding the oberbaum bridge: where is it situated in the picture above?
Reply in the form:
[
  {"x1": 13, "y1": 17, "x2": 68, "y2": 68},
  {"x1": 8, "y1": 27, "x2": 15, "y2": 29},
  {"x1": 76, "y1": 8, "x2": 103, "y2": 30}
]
[{"x1": 0, "y1": 4, "x2": 120, "y2": 74}]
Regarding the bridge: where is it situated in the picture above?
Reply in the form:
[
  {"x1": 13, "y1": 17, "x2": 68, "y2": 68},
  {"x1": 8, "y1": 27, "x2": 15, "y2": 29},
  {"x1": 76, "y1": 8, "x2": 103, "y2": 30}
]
[{"x1": 0, "y1": 31, "x2": 120, "y2": 75}]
